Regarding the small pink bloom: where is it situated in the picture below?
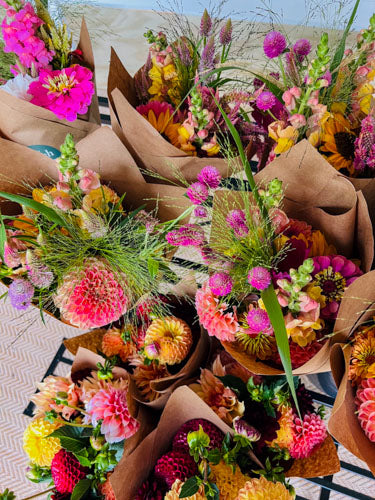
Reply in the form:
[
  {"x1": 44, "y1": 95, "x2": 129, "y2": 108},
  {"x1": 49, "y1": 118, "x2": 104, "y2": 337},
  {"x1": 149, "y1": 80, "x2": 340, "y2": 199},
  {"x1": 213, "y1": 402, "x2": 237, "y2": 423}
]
[
  {"x1": 78, "y1": 169, "x2": 101, "y2": 194},
  {"x1": 52, "y1": 192, "x2": 73, "y2": 211},
  {"x1": 269, "y1": 208, "x2": 289, "y2": 234},
  {"x1": 56, "y1": 182, "x2": 70, "y2": 192},
  {"x1": 289, "y1": 113, "x2": 306, "y2": 129}
]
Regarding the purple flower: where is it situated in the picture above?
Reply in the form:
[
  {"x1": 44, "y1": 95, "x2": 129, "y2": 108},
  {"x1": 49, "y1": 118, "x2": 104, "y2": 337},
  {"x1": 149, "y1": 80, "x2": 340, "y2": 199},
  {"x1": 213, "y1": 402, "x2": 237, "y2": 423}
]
[
  {"x1": 166, "y1": 224, "x2": 205, "y2": 247},
  {"x1": 199, "y1": 37, "x2": 215, "y2": 79},
  {"x1": 233, "y1": 417, "x2": 261, "y2": 442},
  {"x1": 354, "y1": 115, "x2": 375, "y2": 172},
  {"x1": 200, "y1": 8, "x2": 212, "y2": 37},
  {"x1": 263, "y1": 31, "x2": 287, "y2": 59},
  {"x1": 197, "y1": 165, "x2": 222, "y2": 189},
  {"x1": 293, "y1": 38, "x2": 311, "y2": 57},
  {"x1": 248, "y1": 267, "x2": 271, "y2": 291},
  {"x1": 219, "y1": 19, "x2": 233, "y2": 46},
  {"x1": 247, "y1": 309, "x2": 271, "y2": 333},
  {"x1": 8, "y1": 279, "x2": 34, "y2": 310},
  {"x1": 177, "y1": 39, "x2": 192, "y2": 66},
  {"x1": 208, "y1": 272, "x2": 233, "y2": 296},
  {"x1": 256, "y1": 91, "x2": 276, "y2": 111},
  {"x1": 187, "y1": 182, "x2": 209, "y2": 205},
  {"x1": 194, "y1": 206, "x2": 208, "y2": 218},
  {"x1": 226, "y1": 209, "x2": 248, "y2": 238}
]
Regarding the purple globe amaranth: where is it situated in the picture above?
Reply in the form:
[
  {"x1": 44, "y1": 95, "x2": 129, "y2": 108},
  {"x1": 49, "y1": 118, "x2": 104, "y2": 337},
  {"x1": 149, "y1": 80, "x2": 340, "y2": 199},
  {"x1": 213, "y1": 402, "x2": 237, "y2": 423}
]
[
  {"x1": 293, "y1": 38, "x2": 312, "y2": 57},
  {"x1": 186, "y1": 181, "x2": 209, "y2": 205},
  {"x1": 194, "y1": 206, "x2": 208, "y2": 218},
  {"x1": 226, "y1": 209, "x2": 249, "y2": 238},
  {"x1": 208, "y1": 272, "x2": 233, "y2": 296},
  {"x1": 248, "y1": 266, "x2": 272, "y2": 291},
  {"x1": 247, "y1": 308, "x2": 271, "y2": 333},
  {"x1": 8, "y1": 278, "x2": 34, "y2": 310},
  {"x1": 197, "y1": 165, "x2": 222, "y2": 189},
  {"x1": 256, "y1": 91, "x2": 276, "y2": 111},
  {"x1": 263, "y1": 30, "x2": 287, "y2": 58}
]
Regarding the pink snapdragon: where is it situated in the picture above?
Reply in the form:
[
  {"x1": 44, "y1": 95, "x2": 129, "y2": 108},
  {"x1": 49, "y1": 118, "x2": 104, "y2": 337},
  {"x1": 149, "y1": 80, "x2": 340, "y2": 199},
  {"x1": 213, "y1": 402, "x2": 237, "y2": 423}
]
[
  {"x1": 282, "y1": 87, "x2": 301, "y2": 112},
  {"x1": 78, "y1": 169, "x2": 101, "y2": 194},
  {"x1": 289, "y1": 113, "x2": 306, "y2": 129}
]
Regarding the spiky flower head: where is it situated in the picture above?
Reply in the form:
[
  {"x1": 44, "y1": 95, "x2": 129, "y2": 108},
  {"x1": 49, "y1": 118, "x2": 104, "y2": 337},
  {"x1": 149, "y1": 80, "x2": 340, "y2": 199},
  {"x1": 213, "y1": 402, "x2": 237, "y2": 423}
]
[
  {"x1": 293, "y1": 39, "x2": 312, "y2": 57},
  {"x1": 236, "y1": 476, "x2": 294, "y2": 499},
  {"x1": 226, "y1": 209, "x2": 248, "y2": 238},
  {"x1": 154, "y1": 450, "x2": 197, "y2": 490},
  {"x1": 199, "y1": 37, "x2": 215, "y2": 79},
  {"x1": 187, "y1": 182, "x2": 209, "y2": 205},
  {"x1": 209, "y1": 461, "x2": 250, "y2": 499},
  {"x1": 236, "y1": 331, "x2": 276, "y2": 360},
  {"x1": 256, "y1": 91, "x2": 276, "y2": 111},
  {"x1": 197, "y1": 165, "x2": 222, "y2": 189},
  {"x1": 144, "y1": 317, "x2": 193, "y2": 365},
  {"x1": 8, "y1": 279, "x2": 34, "y2": 311},
  {"x1": 246, "y1": 309, "x2": 271, "y2": 334},
  {"x1": 172, "y1": 418, "x2": 224, "y2": 453},
  {"x1": 289, "y1": 413, "x2": 326, "y2": 459},
  {"x1": 23, "y1": 417, "x2": 61, "y2": 467},
  {"x1": 349, "y1": 326, "x2": 375, "y2": 384},
  {"x1": 355, "y1": 377, "x2": 375, "y2": 442},
  {"x1": 248, "y1": 266, "x2": 271, "y2": 291},
  {"x1": 51, "y1": 449, "x2": 88, "y2": 494},
  {"x1": 54, "y1": 257, "x2": 129, "y2": 329},
  {"x1": 263, "y1": 31, "x2": 287, "y2": 58},
  {"x1": 26, "y1": 250, "x2": 54, "y2": 289},
  {"x1": 200, "y1": 8, "x2": 212, "y2": 37},
  {"x1": 220, "y1": 19, "x2": 233, "y2": 46},
  {"x1": 209, "y1": 272, "x2": 233, "y2": 296}
]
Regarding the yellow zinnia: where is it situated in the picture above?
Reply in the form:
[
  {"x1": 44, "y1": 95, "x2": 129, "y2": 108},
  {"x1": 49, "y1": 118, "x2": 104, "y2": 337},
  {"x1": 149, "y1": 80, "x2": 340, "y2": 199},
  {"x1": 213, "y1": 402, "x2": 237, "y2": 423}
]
[{"x1": 23, "y1": 417, "x2": 61, "y2": 466}]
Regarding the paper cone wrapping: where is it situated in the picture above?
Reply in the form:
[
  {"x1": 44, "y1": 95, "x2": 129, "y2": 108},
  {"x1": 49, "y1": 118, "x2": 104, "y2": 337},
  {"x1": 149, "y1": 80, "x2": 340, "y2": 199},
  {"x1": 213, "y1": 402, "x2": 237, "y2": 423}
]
[
  {"x1": 107, "y1": 48, "x2": 240, "y2": 184},
  {"x1": 211, "y1": 141, "x2": 374, "y2": 375},
  {"x1": 0, "y1": 18, "x2": 100, "y2": 148}
]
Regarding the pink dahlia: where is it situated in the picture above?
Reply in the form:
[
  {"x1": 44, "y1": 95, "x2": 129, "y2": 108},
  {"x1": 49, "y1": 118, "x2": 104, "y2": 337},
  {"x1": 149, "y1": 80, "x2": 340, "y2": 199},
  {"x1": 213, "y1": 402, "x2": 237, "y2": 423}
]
[
  {"x1": 54, "y1": 257, "x2": 129, "y2": 329},
  {"x1": 85, "y1": 386, "x2": 140, "y2": 443},
  {"x1": 355, "y1": 378, "x2": 375, "y2": 442},
  {"x1": 289, "y1": 413, "x2": 326, "y2": 459},
  {"x1": 195, "y1": 280, "x2": 239, "y2": 341},
  {"x1": 311, "y1": 255, "x2": 363, "y2": 320},
  {"x1": 28, "y1": 65, "x2": 94, "y2": 122}
]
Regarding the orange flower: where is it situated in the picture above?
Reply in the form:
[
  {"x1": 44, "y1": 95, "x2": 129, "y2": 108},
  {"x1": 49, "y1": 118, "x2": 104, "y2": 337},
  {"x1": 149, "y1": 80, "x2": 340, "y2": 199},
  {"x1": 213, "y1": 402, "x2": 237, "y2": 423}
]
[
  {"x1": 82, "y1": 185, "x2": 120, "y2": 214},
  {"x1": 236, "y1": 476, "x2": 294, "y2": 499},
  {"x1": 268, "y1": 121, "x2": 298, "y2": 154},
  {"x1": 266, "y1": 404, "x2": 295, "y2": 449},
  {"x1": 131, "y1": 357, "x2": 169, "y2": 402},
  {"x1": 210, "y1": 461, "x2": 250, "y2": 500},
  {"x1": 349, "y1": 326, "x2": 375, "y2": 384},
  {"x1": 101, "y1": 328, "x2": 137, "y2": 362}
]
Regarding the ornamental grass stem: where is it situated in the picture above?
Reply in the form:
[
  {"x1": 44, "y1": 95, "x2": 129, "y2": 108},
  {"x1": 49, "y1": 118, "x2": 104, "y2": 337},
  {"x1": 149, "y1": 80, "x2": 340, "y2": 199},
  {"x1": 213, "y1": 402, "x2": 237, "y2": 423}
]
[{"x1": 21, "y1": 487, "x2": 55, "y2": 500}]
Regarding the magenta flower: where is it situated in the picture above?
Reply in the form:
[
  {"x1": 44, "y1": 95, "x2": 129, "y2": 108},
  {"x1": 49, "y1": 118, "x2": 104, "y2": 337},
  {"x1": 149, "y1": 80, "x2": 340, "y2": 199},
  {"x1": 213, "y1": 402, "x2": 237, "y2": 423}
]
[
  {"x1": 246, "y1": 308, "x2": 272, "y2": 334},
  {"x1": 311, "y1": 255, "x2": 363, "y2": 320},
  {"x1": 194, "y1": 206, "x2": 208, "y2": 218},
  {"x1": 8, "y1": 278, "x2": 34, "y2": 310},
  {"x1": 208, "y1": 272, "x2": 233, "y2": 296},
  {"x1": 226, "y1": 209, "x2": 248, "y2": 238},
  {"x1": 186, "y1": 181, "x2": 209, "y2": 205},
  {"x1": 256, "y1": 91, "x2": 276, "y2": 111},
  {"x1": 197, "y1": 165, "x2": 222, "y2": 189},
  {"x1": 263, "y1": 31, "x2": 286, "y2": 58},
  {"x1": 354, "y1": 115, "x2": 375, "y2": 172},
  {"x1": 219, "y1": 19, "x2": 233, "y2": 46},
  {"x1": 28, "y1": 65, "x2": 94, "y2": 122},
  {"x1": 293, "y1": 39, "x2": 311, "y2": 57},
  {"x1": 166, "y1": 224, "x2": 205, "y2": 247},
  {"x1": 248, "y1": 267, "x2": 271, "y2": 291},
  {"x1": 200, "y1": 8, "x2": 212, "y2": 37}
]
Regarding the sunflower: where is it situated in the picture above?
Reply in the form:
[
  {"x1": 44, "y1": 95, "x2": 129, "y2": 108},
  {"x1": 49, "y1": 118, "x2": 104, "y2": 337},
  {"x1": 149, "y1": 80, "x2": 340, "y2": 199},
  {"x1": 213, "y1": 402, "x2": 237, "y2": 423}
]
[
  {"x1": 136, "y1": 101, "x2": 181, "y2": 147},
  {"x1": 320, "y1": 113, "x2": 356, "y2": 174}
]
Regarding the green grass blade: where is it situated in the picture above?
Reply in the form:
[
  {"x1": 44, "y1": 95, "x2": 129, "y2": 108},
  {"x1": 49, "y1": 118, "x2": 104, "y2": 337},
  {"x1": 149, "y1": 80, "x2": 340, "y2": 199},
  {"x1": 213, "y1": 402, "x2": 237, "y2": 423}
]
[{"x1": 0, "y1": 210, "x2": 6, "y2": 260}]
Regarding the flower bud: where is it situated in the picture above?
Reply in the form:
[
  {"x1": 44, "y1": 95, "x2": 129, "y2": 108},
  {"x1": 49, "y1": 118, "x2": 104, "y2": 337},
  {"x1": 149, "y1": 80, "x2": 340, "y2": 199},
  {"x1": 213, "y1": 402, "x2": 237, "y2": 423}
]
[{"x1": 233, "y1": 417, "x2": 261, "y2": 442}]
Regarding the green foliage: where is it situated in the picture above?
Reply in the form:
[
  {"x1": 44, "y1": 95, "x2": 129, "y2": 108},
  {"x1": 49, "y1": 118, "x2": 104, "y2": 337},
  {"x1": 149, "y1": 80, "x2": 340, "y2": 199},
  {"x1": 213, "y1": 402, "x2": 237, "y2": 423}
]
[
  {"x1": 277, "y1": 258, "x2": 314, "y2": 313},
  {"x1": 0, "y1": 41, "x2": 16, "y2": 81},
  {"x1": 71, "y1": 478, "x2": 92, "y2": 500},
  {"x1": 0, "y1": 489, "x2": 16, "y2": 500}
]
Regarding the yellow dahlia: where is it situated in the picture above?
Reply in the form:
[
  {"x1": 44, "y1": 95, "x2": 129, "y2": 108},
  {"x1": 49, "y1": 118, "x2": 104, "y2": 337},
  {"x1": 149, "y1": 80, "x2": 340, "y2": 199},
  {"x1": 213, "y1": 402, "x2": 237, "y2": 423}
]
[
  {"x1": 266, "y1": 405, "x2": 295, "y2": 449},
  {"x1": 165, "y1": 479, "x2": 207, "y2": 499},
  {"x1": 82, "y1": 185, "x2": 120, "y2": 214},
  {"x1": 131, "y1": 358, "x2": 169, "y2": 402},
  {"x1": 23, "y1": 417, "x2": 61, "y2": 466},
  {"x1": 236, "y1": 476, "x2": 294, "y2": 500},
  {"x1": 320, "y1": 113, "x2": 356, "y2": 174},
  {"x1": 236, "y1": 331, "x2": 277, "y2": 360},
  {"x1": 144, "y1": 316, "x2": 193, "y2": 365},
  {"x1": 349, "y1": 326, "x2": 375, "y2": 384},
  {"x1": 209, "y1": 461, "x2": 250, "y2": 500}
]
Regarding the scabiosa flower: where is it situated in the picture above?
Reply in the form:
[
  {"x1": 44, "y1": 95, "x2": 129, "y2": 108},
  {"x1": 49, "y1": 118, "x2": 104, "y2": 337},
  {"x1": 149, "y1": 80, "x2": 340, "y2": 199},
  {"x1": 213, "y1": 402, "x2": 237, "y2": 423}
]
[
  {"x1": 200, "y1": 8, "x2": 212, "y2": 37},
  {"x1": 165, "y1": 480, "x2": 206, "y2": 500},
  {"x1": 186, "y1": 181, "x2": 209, "y2": 205},
  {"x1": 173, "y1": 419, "x2": 225, "y2": 453},
  {"x1": 353, "y1": 114, "x2": 375, "y2": 172},
  {"x1": 28, "y1": 66, "x2": 95, "y2": 122},
  {"x1": 209, "y1": 272, "x2": 233, "y2": 296},
  {"x1": 8, "y1": 278, "x2": 34, "y2": 310},
  {"x1": 289, "y1": 413, "x2": 327, "y2": 459},
  {"x1": 263, "y1": 31, "x2": 287, "y2": 58},
  {"x1": 226, "y1": 209, "x2": 249, "y2": 238},
  {"x1": 26, "y1": 250, "x2": 54, "y2": 289},
  {"x1": 23, "y1": 417, "x2": 61, "y2": 467},
  {"x1": 154, "y1": 451, "x2": 197, "y2": 490},
  {"x1": 219, "y1": 19, "x2": 233, "y2": 46},
  {"x1": 197, "y1": 165, "x2": 222, "y2": 189},
  {"x1": 236, "y1": 476, "x2": 294, "y2": 500},
  {"x1": 256, "y1": 91, "x2": 276, "y2": 111},
  {"x1": 293, "y1": 38, "x2": 312, "y2": 57},
  {"x1": 166, "y1": 224, "x2": 205, "y2": 247},
  {"x1": 355, "y1": 378, "x2": 375, "y2": 442},
  {"x1": 54, "y1": 257, "x2": 129, "y2": 329},
  {"x1": 195, "y1": 281, "x2": 239, "y2": 342},
  {"x1": 51, "y1": 449, "x2": 88, "y2": 494},
  {"x1": 349, "y1": 327, "x2": 375, "y2": 384},
  {"x1": 233, "y1": 416, "x2": 261, "y2": 442},
  {"x1": 85, "y1": 385, "x2": 139, "y2": 443},
  {"x1": 248, "y1": 266, "x2": 271, "y2": 290},
  {"x1": 247, "y1": 309, "x2": 271, "y2": 334}
]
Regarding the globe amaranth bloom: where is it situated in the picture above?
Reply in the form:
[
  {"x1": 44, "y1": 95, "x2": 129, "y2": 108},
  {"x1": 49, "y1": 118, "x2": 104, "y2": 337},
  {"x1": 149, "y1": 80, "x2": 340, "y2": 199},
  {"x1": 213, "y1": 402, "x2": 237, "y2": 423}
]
[
  {"x1": 186, "y1": 181, "x2": 209, "y2": 205},
  {"x1": 263, "y1": 31, "x2": 287, "y2": 58},
  {"x1": 197, "y1": 165, "x2": 222, "y2": 189},
  {"x1": 248, "y1": 266, "x2": 271, "y2": 291},
  {"x1": 256, "y1": 91, "x2": 276, "y2": 111},
  {"x1": 208, "y1": 272, "x2": 233, "y2": 296},
  {"x1": 293, "y1": 38, "x2": 312, "y2": 57}
]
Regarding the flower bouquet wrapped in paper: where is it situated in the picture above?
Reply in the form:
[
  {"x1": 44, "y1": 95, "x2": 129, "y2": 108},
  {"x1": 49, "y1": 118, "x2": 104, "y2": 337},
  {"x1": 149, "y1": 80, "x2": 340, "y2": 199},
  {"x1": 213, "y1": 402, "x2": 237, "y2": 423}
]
[
  {"x1": 328, "y1": 270, "x2": 375, "y2": 475},
  {"x1": 107, "y1": 8, "x2": 257, "y2": 183},
  {"x1": 0, "y1": 0, "x2": 100, "y2": 147},
  {"x1": 22, "y1": 347, "x2": 153, "y2": 500}
]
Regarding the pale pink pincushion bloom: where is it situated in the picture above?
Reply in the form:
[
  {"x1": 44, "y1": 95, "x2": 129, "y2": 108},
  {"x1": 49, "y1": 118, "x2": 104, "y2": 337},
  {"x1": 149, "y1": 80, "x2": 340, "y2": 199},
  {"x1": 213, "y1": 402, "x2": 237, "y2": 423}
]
[
  {"x1": 355, "y1": 378, "x2": 375, "y2": 442},
  {"x1": 32, "y1": 375, "x2": 80, "y2": 420},
  {"x1": 78, "y1": 169, "x2": 101, "y2": 194},
  {"x1": 54, "y1": 257, "x2": 129, "y2": 329},
  {"x1": 85, "y1": 385, "x2": 140, "y2": 443},
  {"x1": 195, "y1": 281, "x2": 239, "y2": 342},
  {"x1": 28, "y1": 65, "x2": 94, "y2": 122}
]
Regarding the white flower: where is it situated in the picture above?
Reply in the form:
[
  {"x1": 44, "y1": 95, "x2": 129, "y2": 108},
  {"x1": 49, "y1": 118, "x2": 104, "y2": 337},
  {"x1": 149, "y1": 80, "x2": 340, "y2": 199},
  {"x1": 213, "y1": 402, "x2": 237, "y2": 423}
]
[{"x1": 1, "y1": 74, "x2": 38, "y2": 101}]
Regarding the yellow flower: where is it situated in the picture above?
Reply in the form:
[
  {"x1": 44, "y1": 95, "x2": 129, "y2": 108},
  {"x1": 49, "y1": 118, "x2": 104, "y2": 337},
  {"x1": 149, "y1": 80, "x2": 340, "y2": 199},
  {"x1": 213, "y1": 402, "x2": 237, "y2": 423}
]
[
  {"x1": 349, "y1": 326, "x2": 375, "y2": 384},
  {"x1": 141, "y1": 106, "x2": 180, "y2": 147},
  {"x1": 205, "y1": 143, "x2": 221, "y2": 156},
  {"x1": 148, "y1": 58, "x2": 181, "y2": 106},
  {"x1": 267, "y1": 404, "x2": 295, "y2": 449},
  {"x1": 177, "y1": 124, "x2": 197, "y2": 155},
  {"x1": 165, "y1": 480, "x2": 207, "y2": 499},
  {"x1": 308, "y1": 230, "x2": 337, "y2": 257},
  {"x1": 236, "y1": 476, "x2": 294, "y2": 500},
  {"x1": 23, "y1": 417, "x2": 61, "y2": 466},
  {"x1": 210, "y1": 461, "x2": 251, "y2": 500},
  {"x1": 82, "y1": 185, "x2": 120, "y2": 214},
  {"x1": 331, "y1": 102, "x2": 347, "y2": 114},
  {"x1": 320, "y1": 113, "x2": 356, "y2": 174},
  {"x1": 268, "y1": 121, "x2": 298, "y2": 155},
  {"x1": 305, "y1": 283, "x2": 326, "y2": 309}
]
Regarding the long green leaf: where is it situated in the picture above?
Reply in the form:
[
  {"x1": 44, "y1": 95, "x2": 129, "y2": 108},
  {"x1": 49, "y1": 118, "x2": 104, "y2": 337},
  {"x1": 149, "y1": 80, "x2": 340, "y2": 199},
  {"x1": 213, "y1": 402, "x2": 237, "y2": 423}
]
[
  {"x1": 71, "y1": 478, "x2": 92, "y2": 500},
  {"x1": 0, "y1": 191, "x2": 69, "y2": 228},
  {"x1": 0, "y1": 210, "x2": 6, "y2": 260}
]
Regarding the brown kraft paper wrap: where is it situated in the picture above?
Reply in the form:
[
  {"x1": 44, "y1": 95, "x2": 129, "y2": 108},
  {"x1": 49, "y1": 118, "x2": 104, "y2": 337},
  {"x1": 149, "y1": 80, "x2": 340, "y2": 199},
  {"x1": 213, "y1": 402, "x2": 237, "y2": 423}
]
[
  {"x1": 210, "y1": 141, "x2": 374, "y2": 375},
  {"x1": 107, "y1": 48, "x2": 240, "y2": 184},
  {"x1": 0, "y1": 18, "x2": 100, "y2": 148},
  {"x1": 71, "y1": 347, "x2": 155, "y2": 458}
]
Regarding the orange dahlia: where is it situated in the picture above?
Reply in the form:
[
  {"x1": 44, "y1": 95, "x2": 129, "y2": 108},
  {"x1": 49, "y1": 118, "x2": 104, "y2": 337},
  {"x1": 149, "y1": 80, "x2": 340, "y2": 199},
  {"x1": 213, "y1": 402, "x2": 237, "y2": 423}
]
[
  {"x1": 236, "y1": 476, "x2": 294, "y2": 500},
  {"x1": 144, "y1": 316, "x2": 193, "y2": 365},
  {"x1": 209, "y1": 461, "x2": 250, "y2": 500},
  {"x1": 349, "y1": 326, "x2": 375, "y2": 384},
  {"x1": 131, "y1": 359, "x2": 169, "y2": 402},
  {"x1": 267, "y1": 405, "x2": 295, "y2": 449},
  {"x1": 165, "y1": 480, "x2": 207, "y2": 499},
  {"x1": 32, "y1": 375, "x2": 80, "y2": 420},
  {"x1": 101, "y1": 328, "x2": 137, "y2": 362}
]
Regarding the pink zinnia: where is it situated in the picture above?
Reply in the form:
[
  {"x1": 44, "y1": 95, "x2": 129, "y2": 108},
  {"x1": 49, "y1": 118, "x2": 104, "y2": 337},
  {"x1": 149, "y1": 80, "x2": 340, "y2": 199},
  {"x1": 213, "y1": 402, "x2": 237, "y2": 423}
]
[
  {"x1": 355, "y1": 378, "x2": 375, "y2": 442},
  {"x1": 208, "y1": 272, "x2": 233, "y2": 296},
  {"x1": 86, "y1": 386, "x2": 139, "y2": 443},
  {"x1": 54, "y1": 257, "x2": 129, "y2": 329},
  {"x1": 196, "y1": 281, "x2": 239, "y2": 341},
  {"x1": 248, "y1": 266, "x2": 271, "y2": 291},
  {"x1": 28, "y1": 65, "x2": 94, "y2": 122},
  {"x1": 289, "y1": 413, "x2": 326, "y2": 459}
]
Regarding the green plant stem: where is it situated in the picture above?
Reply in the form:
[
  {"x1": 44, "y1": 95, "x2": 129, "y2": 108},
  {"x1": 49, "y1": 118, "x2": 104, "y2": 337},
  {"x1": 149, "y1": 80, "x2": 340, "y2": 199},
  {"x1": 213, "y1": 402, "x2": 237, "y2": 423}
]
[
  {"x1": 55, "y1": 419, "x2": 93, "y2": 428},
  {"x1": 278, "y1": 55, "x2": 287, "y2": 87},
  {"x1": 297, "y1": 87, "x2": 313, "y2": 115},
  {"x1": 22, "y1": 487, "x2": 54, "y2": 500},
  {"x1": 159, "y1": 205, "x2": 194, "y2": 232}
]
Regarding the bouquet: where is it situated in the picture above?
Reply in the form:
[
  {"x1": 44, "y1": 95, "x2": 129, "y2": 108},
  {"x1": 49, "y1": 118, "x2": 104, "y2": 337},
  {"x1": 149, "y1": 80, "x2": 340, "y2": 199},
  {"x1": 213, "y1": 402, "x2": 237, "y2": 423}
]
[
  {"x1": 108, "y1": 8, "x2": 254, "y2": 183},
  {"x1": 0, "y1": 133, "x2": 188, "y2": 330},
  {"x1": 22, "y1": 347, "x2": 148, "y2": 500},
  {"x1": 0, "y1": 0, "x2": 100, "y2": 146}
]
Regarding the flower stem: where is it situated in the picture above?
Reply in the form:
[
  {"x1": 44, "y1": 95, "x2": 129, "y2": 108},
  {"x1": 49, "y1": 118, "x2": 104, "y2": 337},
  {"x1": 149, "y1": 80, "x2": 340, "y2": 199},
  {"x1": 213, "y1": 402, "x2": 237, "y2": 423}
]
[
  {"x1": 55, "y1": 419, "x2": 93, "y2": 428},
  {"x1": 278, "y1": 55, "x2": 287, "y2": 87}
]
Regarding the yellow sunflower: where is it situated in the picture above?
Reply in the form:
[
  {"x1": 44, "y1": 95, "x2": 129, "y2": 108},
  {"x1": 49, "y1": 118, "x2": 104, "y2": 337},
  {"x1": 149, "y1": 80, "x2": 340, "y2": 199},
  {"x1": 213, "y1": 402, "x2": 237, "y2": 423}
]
[
  {"x1": 136, "y1": 101, "x2": 181, "y2": 147},
  {"x1": 320, "y1": 113, "x2": 356, "y2": 174}
]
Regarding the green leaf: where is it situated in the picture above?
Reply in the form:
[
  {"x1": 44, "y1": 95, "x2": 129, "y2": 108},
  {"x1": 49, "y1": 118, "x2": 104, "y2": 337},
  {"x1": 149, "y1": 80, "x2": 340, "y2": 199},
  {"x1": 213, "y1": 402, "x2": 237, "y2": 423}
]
[
  {"x1": 71, "y1": 478, "x2": 92, "y2": 500},
  {"x1": 0, "y1": 210, "x2": 6, "y2": 260},
  {"x1": 207, "y1": 448, "x2": 221, "y2": 465},
  {"x1": 0, "y1": 191, "x2": 69, "y2": 228},
  {"x1": 147, "y1": 257, "x2": 159, "y2": 279},
  {"x1": 217, "y1": 375, "x2": 248, "y2": 401},
  {"x1": 179, "y1": 476, "x2": 200, "y2": 498},
  {"x1": 73, "y1": 452, "x2": 91, "y2": 468},
  {"x1": 48, "y1": 425, "x2": 88, "y2": 453}
]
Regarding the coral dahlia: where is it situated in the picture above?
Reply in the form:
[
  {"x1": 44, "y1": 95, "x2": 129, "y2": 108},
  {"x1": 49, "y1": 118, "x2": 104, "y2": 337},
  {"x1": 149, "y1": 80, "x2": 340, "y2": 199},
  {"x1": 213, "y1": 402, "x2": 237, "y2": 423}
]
[
  {"x1": 54, "y1": 257, "x2": 129, "y2": 329},
  {"x1": 131, "y1": 358, "x2": 169, "y2": 402},
  {"x1": 154, "y1": 450, "x2": 197, "y2": 490},
  {"x1": 23, "y1": 417, "x2": 61, "y2": 467},
  {"x1": 165, "y1": 480, "x2": 207, "y2": 499},
  {"x1": 349, "y1": 327, "x2": 375, "y2": 384},
  {"x1": 51, "y1": 449, "x2": 88, "y2": 494},
  {"x1": 236, "y1": 476, "x2": 294, "y2": 500},
  {"x1": 172, "y1": 418, "x2": 224, "y2": 453},
  {"x1": 355, "y1": 377, "x2": 375, "y2": 442},
  {"x1": 102, "y1": 328, "x2": 136, "y2": 362},
  {"x1": 289, "y1": 413, "x2": 326, "y2": 459},
  {"x1": 32, "y1": 375, "x2": 79, "y2": 420}
]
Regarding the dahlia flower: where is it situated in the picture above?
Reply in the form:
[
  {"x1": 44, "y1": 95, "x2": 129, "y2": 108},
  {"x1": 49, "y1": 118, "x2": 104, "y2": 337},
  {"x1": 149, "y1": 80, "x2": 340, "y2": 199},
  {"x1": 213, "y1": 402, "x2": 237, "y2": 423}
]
[
  {"x1": 23, "y1": 417, "x2": 61, "y2": 467},
  {"x1": 349, "y1": 327, "x2": 375, "y2": 384},
  {"x1": 272, "y1": 339, "x2": 323, "y2": 369},
  {"x1": 172, "y1": 418, "x2": 224, "y2": 453},
  {"x1": 236, "y1": 331, "x2": 276, "y2": 360},
  {"x1": 154, "y1": 450, "x2": 197, "y2": 490},
  {"x1": 54, "y1": 257, "x2": 129, "y2": 329},
  {"x1": 266, "y1": 405, "x2": 295, "y2": 449},
  {"x1": 78, "y1": 374, "x2": 129, "y2": 406},
  {"x1": 190, "y1": 369, "x2": 244, "y2": 424},
  {"x1": 236, "y1": 476, "x2": 294, "y2": 500},
  {"x1": 165, "y1": 480, "x2": 206, "y2": 500},
  {"x1": 209, "y1": 461, "x2": 250, "y2": 500},
  {"x1": 85, "y1": 386, "x2": 139, "y2": 443},
  {"x1": 1, "y1": 73, "x2": 37, "y2": 100},
  {"x1": 289, "y1": 413, "x2": 326, "y2": 459},
  {"x1": 196, "y1": 281, "x2": 239, "y2": 341},
  {"x1": 32, "y1": 375, "x2": 79, "y2": 419},
  {"x1": 355, "y1": 378, "x2": 375, "y2": 442},
  {"x1": 263, "y1": 31, "x2": 287, "y2": 58},
  {"x1": 136, "y1": 101, "x2": 180, "y2": 147},
  {"x1": 233, "y1": 416, "x2": 261, "y2": 442},
  {"x1": 102, "y1": 328, "x2": 136, "y2": 362},
  {"x1": 311, "y1": 255, "x2": 363, "y2": 320},
  {"x1": 99, "y1": 474, "x2": 116, "y2": 500},
  {"x1": 28, "y1": 66, "x2": 94, "y2": 121},
  {"x1": 51, "y1": 449, "x2": 88, "y2": 494}
]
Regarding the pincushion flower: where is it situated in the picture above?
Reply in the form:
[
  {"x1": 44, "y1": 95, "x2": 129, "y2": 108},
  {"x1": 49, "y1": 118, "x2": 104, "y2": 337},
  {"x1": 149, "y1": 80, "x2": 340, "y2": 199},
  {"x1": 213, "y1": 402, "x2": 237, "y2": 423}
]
[
  {"x1": 289, "y1": 413, "x2": 327, "y2": 459},
  {"x1": 32, "y1": 375, "x2": 79, "y2": 419},
  {"x1": 54, "y1": 257, "x2": 129, "y2": 329},
  {"x1": 85, "y1": 385, "x2": 139, "y2": 443},
  {"x1": 8, "y1": 278, "x2": 34, "y2": 310},
  {"x1": 320, "y1": 113, "x2": 356, "y2": 174},
  {"x1": 209, "y1": 461, "x2": 250, "y2": 499},
  {"x1": 349, "y1": 327, "x2": 375, "y2": 384},
  {"x1": 23, "y1": 417, "x2": 61, "y2": 467},
  {"x1": 28, "y1": 65, "x2": 95, "y2": 122},
  {"x1": 236, "y1": 476, "x2": 294, "y2": 500},
  {"x1": 355, "y1": 378, "x2": 375, "y2": 442},
  {"x1": 136, "y1": 101, "x2": 180, "y2": 147},
  {"x1": 1, "y1": 73, "x2": 37, "y2": 100},
  {"x1": 195, "y1": 281, "x2": 239, "y2": 342},
  {"x1": 190, "y1": 369, "x2": 244, "y2": 424},
  {"x1": 311, "y1": 255, "x2": 362, "y2": 320}
]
